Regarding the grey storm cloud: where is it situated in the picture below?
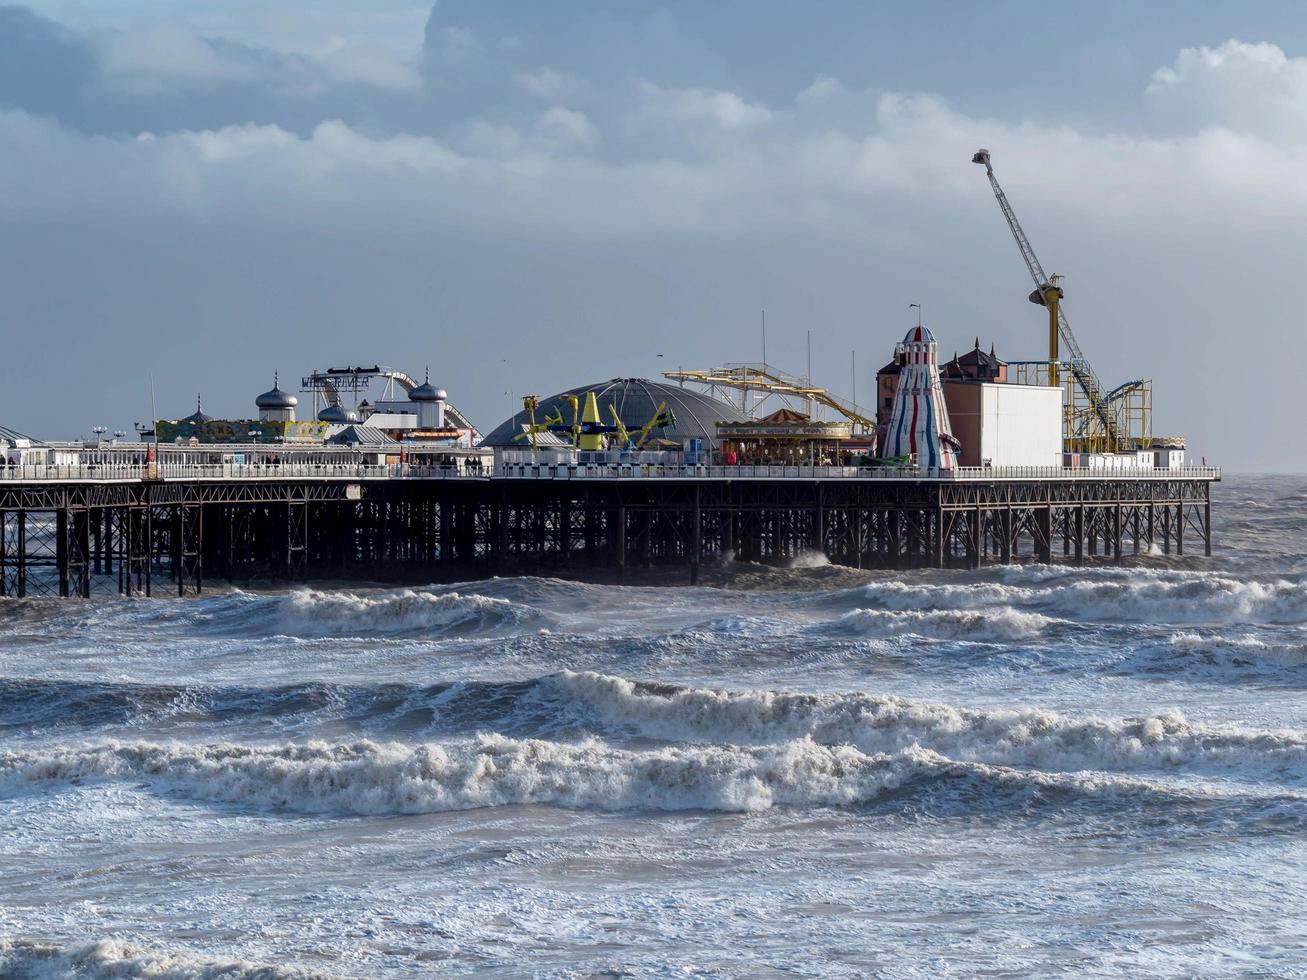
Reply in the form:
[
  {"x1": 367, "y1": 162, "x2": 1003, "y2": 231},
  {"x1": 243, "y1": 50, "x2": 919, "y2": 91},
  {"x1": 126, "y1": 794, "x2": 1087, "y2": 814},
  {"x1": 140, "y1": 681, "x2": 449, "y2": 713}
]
[{"x1": 0, "y1": 2, "x2": 1302, "y2": 468}]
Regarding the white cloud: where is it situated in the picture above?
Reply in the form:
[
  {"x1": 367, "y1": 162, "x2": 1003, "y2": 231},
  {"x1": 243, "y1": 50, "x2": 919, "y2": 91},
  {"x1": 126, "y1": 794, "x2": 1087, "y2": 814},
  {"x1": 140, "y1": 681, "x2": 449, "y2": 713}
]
[
  {"x1": 536, "y1": 106, "x2": 600, "y2": 148},
  {"x1": 96, "y1": 22, "x2": 423, "y2": 98},
  {"x1": 636, "y1": 81, "x2": 774, "y2": 130},
  {"x1": 314, "y1": 37, "x2": 422, "y2": 92},
  {"x1": 515, "y1": 66, "x2": 588, "y2": 100},
  {"x1": 797, "y1": 74, "x2": 843, "y2": 106},
  {"x1": 7, "y1": 60, "x2": 1305, "y2": 237},
  {"x1": 1147, "y1": 40, "x2": 1307, "y2": 139},
  {"x1": 98, "y1": 24, "x2": 261, "y2": 93}
]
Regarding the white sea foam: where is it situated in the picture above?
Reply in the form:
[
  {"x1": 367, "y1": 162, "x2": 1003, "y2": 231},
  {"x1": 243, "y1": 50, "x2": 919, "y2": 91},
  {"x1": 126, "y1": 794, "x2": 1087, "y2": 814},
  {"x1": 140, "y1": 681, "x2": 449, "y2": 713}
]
[
  {"x1": 545, "y1": 671, "x2": 1307, "y2": 778},
  {"x1": 831, "y1": 606, "x2": 1051, "y2": 640},
  {"x1": 0, "y1": 938, "x2": 332, "y2": 979},
  {"x1": 0, "y1": 736, "x2": 921, "y2": 814},
  {"x1": 852, "y1": 569, "x2": 1307, "y2": 625},
  {"x1": 262, "y1": 587, "x2": 545, "y2": 637},
  {"x1": 1166, "y1": 630, "x2": 1307, "y2": 666},
  {"x1": 0, "y1": 734, "x2": 1228, "y2": 816}
]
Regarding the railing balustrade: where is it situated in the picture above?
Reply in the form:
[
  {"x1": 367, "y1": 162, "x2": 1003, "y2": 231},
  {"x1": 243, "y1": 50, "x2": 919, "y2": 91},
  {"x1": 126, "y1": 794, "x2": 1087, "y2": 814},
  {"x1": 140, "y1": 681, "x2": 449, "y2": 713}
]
[{"x1": 0, "y1": 459, "x2": 1221, "y2": 484}]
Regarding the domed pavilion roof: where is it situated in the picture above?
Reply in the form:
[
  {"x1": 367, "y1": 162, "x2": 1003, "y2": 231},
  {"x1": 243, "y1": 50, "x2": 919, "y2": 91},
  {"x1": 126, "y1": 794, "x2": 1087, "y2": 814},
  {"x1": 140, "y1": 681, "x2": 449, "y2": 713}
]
[{"x1": 479, "y1": 377, "x2": 747, "y2": 449}]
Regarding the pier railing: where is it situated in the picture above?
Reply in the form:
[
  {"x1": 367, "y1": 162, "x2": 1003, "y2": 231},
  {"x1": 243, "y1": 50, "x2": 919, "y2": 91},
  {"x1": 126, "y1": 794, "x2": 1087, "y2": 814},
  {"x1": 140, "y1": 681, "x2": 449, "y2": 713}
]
[
  {"x1": 0, "y1": 460, "x2": 1220, "y2": 484},
  {"x1": 493, "y1": 462, "x2": 1222, "y2": 481}
]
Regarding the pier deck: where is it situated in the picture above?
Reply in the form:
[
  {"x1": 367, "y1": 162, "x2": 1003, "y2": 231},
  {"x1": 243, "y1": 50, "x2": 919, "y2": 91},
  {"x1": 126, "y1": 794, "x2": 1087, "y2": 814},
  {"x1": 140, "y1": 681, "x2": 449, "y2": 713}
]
[{"x1": 0, "y1": 463, "x2": 1218, "y2": 597}]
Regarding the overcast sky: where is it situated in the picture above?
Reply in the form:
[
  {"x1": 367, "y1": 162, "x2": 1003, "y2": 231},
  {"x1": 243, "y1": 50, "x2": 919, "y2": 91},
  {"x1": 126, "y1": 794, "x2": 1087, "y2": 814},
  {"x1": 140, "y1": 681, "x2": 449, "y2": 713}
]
[{"x1": 1, "y1": 2, "x2": 1303, "y2": 468}]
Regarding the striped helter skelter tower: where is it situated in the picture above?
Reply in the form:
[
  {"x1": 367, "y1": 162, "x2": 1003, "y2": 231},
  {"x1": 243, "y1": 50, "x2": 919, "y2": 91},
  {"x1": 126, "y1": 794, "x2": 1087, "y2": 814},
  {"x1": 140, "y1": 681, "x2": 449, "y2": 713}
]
[{"x1": 885, "y1": 325, "x2": 960, "y2": 471}]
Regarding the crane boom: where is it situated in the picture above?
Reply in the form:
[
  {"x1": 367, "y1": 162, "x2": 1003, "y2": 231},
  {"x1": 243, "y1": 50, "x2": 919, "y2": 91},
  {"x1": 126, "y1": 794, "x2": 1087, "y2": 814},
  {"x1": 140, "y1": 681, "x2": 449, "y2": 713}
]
[
  {"x1": 972, "y1": 149, "x2": 1088, "y2": 364},
  {"x1": 971, "y1": 148, "x2": 1119, "y2": 446}
]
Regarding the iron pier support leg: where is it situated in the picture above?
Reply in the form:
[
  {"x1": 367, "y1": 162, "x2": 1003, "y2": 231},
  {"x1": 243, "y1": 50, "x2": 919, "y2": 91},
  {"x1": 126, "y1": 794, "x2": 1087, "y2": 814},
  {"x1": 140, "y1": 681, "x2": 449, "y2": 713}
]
[
  {"x1": 16, "y1": 512, "x2": 26, "y2": 598},
  {"x1": 286, "y1": 501, "x2": 307, "y2": 581},
  {"x1": 0, "y1": 510, "x2": 6, "y2": 597},
  {"x1": 1074, "y1": 505, "x2": 1084, "y2": 566},
  {"x1": 497, "y1": 489, "x2": 510, "y2": 572},
  {"x1": 1204, "y1": 487, "x2": 1212, "y2": 557},
  {"x1": 119, "y1": 510, "x2": 129, "y2": 596},
  {"x1": 76, "y1": 509, "x2": 91, "y2": 597},
  {"x1": 1113, "y1": 504, "x2": 1123, "y2": 566},
  {"x1": 559, "y1": 499, "x2": 571, "y2": 568},
  {"x1": 145, "y1": 506, "x2": 153, "y2": 597},
  {"x1": 690, "y1": 485, "x2": 701, "y2": 585},
  {"x1": 57, "y1": 508, "x2": 69, "y2": 598},
  {"x1": 932, "y1": 507, "x2": 944, "y2": 569},
  {"x1": 92, "y1": 508, "x2": 102, "y2": 576},
  {"x1": 1038, "y1": 506, "x2": 1053, "y2": 564},
  {"x1": 813, "y1": 484, "x2": 825, "y2": 557},
  {"x1": 615, "y1": 505, "x2": 626, "y2": 584},
  {"x1": 440, "y1": 498, "x2": 453, "y2": 567},
  {"x1": 1176, "y1": 503, "x2": 1184, "y2": 556},
  {"x1": 175, "y1": 507, "x2": 184, "y2": 597},
  {"x1": 970, "y1": 507, "x2": 983, "y2": 570},
  {"x1": 1000, "y1": 508, "x2": 1013, "y2": 564},
  {"x1": 1133, "y1": 510, "x2": 1140, "y2": 556},
  {"x1": 1147, "y1": 503, "x2": 1156, "y2": 554},
  {"x1": 889, "y1": 510, "x2": 902, "y2": 569}
]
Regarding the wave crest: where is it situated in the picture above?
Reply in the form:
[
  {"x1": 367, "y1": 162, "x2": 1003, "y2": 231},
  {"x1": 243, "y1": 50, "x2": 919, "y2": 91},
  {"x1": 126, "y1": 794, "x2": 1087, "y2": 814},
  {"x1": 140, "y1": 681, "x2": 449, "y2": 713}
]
[
  {"x1": 0, "y1": 734, "x2": 1243, "y2": 817},
  {"x1": 849, "y1": 569, "x2": 1307, "y2": 626},
  {"x1": 829, "y1": 606, "x2": 1050, "y2": 640},
  {"x1": 545, "y1": 671, "x2": 1307, "y2": 778},
  {"x1": 236, "y1": 587, "x2": 548, "y2": 638}
]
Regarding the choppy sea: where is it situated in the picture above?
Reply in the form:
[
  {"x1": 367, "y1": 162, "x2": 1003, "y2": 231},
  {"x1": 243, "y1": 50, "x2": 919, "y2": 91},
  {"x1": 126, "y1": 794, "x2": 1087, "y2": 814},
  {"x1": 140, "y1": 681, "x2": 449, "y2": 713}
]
[{"x1": 1, "y1": 474, "x2": 1305, "y2": 978}]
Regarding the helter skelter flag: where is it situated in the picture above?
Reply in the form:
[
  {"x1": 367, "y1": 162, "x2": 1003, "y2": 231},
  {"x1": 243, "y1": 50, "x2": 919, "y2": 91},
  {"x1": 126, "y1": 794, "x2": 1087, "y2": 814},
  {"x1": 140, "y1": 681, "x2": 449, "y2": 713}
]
[{"x1": 885, "y1": 325, "x2": 960, "y2": 471}]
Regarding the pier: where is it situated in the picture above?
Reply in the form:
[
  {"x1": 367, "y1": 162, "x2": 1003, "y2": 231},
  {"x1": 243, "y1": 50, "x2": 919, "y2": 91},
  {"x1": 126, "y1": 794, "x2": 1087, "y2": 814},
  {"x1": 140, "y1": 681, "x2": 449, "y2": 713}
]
[{"x1": 0, "y1": 455, "x2": 1218, "y2": 597}]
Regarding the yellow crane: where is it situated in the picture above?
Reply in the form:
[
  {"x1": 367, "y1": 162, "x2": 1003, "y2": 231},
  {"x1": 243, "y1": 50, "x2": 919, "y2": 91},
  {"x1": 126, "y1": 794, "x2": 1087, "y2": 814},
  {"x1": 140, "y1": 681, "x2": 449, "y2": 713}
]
[{"x1": 972, "y1": 148, "x2": 1150, "y2": 453}]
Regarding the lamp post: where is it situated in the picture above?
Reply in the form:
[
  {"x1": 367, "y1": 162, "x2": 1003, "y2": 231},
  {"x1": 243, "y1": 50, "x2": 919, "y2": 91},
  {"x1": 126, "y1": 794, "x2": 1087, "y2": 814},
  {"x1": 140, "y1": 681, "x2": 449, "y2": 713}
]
[
  {"x1": 91, "y1": 425, "x2": 107, "y2": 444},
  {"x1": 113, "y1": 430, "x2": 126, "y2": 443}
]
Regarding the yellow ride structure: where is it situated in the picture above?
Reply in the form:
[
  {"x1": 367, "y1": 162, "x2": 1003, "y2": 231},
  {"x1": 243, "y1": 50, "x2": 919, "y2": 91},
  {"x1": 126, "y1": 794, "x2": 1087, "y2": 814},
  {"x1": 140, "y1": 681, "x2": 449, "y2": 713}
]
[
  {"x1": 515, "y1": 393, "x2": 675, "y2": 451},
  {"x1": 663, "y1": 363, "x2": 875, "y2": 434}
]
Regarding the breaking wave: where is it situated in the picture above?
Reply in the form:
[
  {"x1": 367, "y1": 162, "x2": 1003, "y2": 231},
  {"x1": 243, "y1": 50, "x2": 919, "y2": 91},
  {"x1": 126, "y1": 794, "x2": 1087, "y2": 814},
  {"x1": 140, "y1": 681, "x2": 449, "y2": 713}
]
[
  {"x1": 1, "y1": 735, "x2": 1289, "y2": 818},
  {"x1": 0, "y1": 939, "x2": 333, "y2": 979},
  {"x1": 544, "y1": 671, "x2": 1307, "y2": 779},
  {"x1": 847, "y1": 568, "x2": 1307, "y2": 626},
  {"x1": 0, "y1": 677, "x2": 555, "y2": 741},
  {"x1": 1165, "y1": 630, "x2": 1307, "y2": 665},
  {"x1": 826, "y1": 606, "x2": 1052, "y2": 641},
  {"x1": 9, "y1": 671, "x2": 1307, "y2": 784},
  {"x1": 205, "y1": 587, "x2": 551, "y2": 638}
]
